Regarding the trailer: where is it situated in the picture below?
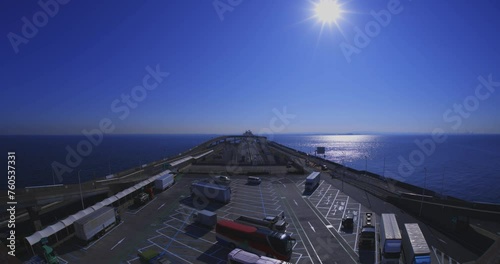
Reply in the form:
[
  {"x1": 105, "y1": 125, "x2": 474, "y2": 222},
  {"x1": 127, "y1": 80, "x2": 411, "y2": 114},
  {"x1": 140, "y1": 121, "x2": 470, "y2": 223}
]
[
  {"x1": 191, "y1": 181, "x2": 231, "y2": 203},
  {"x1": 402, "y1": 223, "x2": 431, "y2": 264},
  {"x1": 193, "y1": 210, "x2": 217, "y2": 227},
  {"x1": 154, "y1": 173, "x2": 174, "y2": 191},
  {"x1": 74, "y1": 206, "x2": 116, "y2": 242},
  {"x1": 227, "y1": 248, "x2": 292, "y2": 264},
  {"x1": 304, "y1": 171, "x2": 320, "y2": 192},
  {"x1": 235, "y1": 214, "x2": 287, "y2": 232},
  {"x1": 379, "y1": 213, "x2": 402, "y2": 263}
]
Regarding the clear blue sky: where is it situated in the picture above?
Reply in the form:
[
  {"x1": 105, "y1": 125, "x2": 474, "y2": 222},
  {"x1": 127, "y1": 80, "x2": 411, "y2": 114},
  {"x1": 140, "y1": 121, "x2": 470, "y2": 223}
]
[{"x1": 1, "y1": 0, "x2": 500, "y2": 135}]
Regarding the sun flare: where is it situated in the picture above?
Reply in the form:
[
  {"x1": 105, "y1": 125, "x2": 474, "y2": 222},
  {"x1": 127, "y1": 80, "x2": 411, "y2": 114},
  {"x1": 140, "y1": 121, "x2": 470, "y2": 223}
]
[{"x1": 314, "y1": 0, "x2": 344, "y2": 26}]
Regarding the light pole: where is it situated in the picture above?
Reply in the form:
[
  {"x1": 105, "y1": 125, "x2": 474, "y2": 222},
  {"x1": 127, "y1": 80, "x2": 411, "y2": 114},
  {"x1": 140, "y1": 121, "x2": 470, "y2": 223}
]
[
  {"x1": 419, "y1": 168, "x2": 427, "y2": 217},
  {"x1": 341, "y1": 151, "x2": 346, "y2": 192},
  {"x1": 77, "y1": 170, "x2": 85, "y2": 210},
  {"x1": 364, "y1": 155, "x2": 367, "y2": 177}
]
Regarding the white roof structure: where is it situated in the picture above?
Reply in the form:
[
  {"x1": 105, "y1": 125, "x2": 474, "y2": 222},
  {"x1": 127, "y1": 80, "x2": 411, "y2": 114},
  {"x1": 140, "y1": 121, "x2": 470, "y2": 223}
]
[{"x1": 25, "y1": 170, "x2": 170, "y2": 246}]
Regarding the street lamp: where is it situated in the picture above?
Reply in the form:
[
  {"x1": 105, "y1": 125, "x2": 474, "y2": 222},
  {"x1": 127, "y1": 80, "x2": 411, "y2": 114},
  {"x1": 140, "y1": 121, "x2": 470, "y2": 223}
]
[
  {"x1": 77, "y1": 170, "x2": 85, "y2": 210},
  {"x1": 419, "y1": 168, "x2": 427, "y2": 217},
  {"x1": 364, "y1": 155, "x2": 367, "y2": 176}
]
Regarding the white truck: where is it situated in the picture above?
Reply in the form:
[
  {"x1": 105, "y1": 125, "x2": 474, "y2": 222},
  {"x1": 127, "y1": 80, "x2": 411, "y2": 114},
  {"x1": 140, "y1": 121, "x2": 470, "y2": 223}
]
[
  {"x1": 379, "y1": 213, "x2": 402, "y2": 264},
  {"x1": 193, "y1": 210, "x2": 217, "y2": 227},
  {"x1": 191, "y1": 181, "x2": 231, "y2": 203},
  {"x1": 304, "y1": 171, "x2": 320, "y2": 192},
  {"x1": 154, "y1": 173, "x2": 174, "y2": 191},
  {"x1": 74, "y1": 206, "x2": 116, "y2": 242},
  {"x1": 228, "y1": 248, "x2": 292, "y2": 264},
  {"x1": 402, "y1": 223, "x2": 431, "y2": 264}
]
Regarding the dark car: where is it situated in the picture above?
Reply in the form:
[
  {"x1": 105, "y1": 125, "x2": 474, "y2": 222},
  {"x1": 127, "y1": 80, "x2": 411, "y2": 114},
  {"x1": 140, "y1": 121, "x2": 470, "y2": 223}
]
[
  {"x1": 342, "y1": 213, "x2": 354, "y2": 230},
  {"x1": 134, "y1": 193, "x2": 149, "y2": 206}
]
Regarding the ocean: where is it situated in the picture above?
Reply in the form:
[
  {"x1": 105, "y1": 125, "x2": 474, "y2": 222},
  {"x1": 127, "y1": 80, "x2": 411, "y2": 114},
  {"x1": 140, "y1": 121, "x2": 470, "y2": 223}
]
[
  {"x1": 1, "y1": 134, "x2": 499, "y2": 203},
  {"x1": 273, "y1": 134, "x2": 500, "y2": 204}
]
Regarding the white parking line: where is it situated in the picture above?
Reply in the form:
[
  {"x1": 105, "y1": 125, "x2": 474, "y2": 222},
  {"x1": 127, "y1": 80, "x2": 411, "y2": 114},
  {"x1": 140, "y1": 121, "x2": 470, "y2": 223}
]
[
  {"x1": 110, "y1": 237, "x2": 125, "y2": 250},
  {"x1": 126, "y1": 197, "x2": 158, "y2": 215},
  {"x1": 315, "y1": 185, "x2": 332, "y2": 207},
  {"x1": 354, "y1": 204, "x2": 362, "y2": 252},
  {"x1": 338, "y1": 197, "x2": 350, "y2": 232},
  {"x1": 325, "y1": 189, "x2": 340, "y2": 218}
]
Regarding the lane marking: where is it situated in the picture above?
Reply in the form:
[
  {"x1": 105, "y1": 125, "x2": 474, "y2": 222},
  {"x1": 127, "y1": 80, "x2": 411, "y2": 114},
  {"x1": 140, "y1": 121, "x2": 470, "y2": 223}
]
[
  {"x1": 110, "y1": 237, "x2": 125, "y2": 251},
  {"x1": 294, "y1": 200, "x2": 299, "y2": 206},
  {"x1": 354, "y1": 204, "x2": 362, "y2": 252},
  {"x1": 437, "y1": 238, "x2": 447, "y2": 244},
  {"x1": 308, "y1": 221, "x2": 316, "y2": 233},
  {"x1": 157, "y1": 203, "x2": 166, "y2": 210}
]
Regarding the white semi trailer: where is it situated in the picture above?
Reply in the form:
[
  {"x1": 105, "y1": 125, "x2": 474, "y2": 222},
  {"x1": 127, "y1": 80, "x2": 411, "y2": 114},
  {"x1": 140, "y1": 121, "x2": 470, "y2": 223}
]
[
  {"x1": 379, "y1": 213, "x2": 402, "y2": 264},
  {"x1": 304, "y1": 172, "x2": 320, "y2": 192},
  {"x1": 402, "y1": 223, "x2": 431, "y2": 264},
  {"x1": 154, "y1": 173, "x2": 174, "y2": 191},
  {"x1": 74, "y1": 206, "x2": 116, "y2": 242}
]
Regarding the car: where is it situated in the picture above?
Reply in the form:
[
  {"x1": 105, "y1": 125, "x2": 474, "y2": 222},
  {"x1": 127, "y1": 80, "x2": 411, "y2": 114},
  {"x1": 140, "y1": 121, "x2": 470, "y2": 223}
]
[
  {"x1": 247, "y1": 176, "x2": 261, "y2": 185},
  {"x1": 134, "y1": 193, "x2": 149, "y2": 206},
  {"x1": 214, "y1": 175, "x2": 231, "y2": 185},
  {"x1": 342, "y1": 213, "x2": 354, "y2": 230}
]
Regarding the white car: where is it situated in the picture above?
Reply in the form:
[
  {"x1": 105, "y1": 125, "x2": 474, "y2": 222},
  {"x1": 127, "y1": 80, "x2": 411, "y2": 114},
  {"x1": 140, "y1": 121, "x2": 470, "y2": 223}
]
[{"x1": 214, "y1": 175, "x2": 231, "y2": 185}]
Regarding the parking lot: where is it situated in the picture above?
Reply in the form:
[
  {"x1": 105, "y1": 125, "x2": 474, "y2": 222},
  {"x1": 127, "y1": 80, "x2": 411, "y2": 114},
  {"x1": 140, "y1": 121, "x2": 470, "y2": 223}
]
[
  {"x1": 122, "y1": 177, "x2": 313, "y2": 264},
  {"x1": 55, "y1": 174, "x2": 367, "y2": 264},
  {"x1": 296, "y1": 178, "x2": 377, "y2": 261}
]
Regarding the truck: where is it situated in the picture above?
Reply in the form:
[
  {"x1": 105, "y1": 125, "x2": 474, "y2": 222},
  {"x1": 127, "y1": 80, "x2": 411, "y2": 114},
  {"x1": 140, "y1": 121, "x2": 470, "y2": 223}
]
[
  {"x1": 74, "y1": 206, "x2": 116, "y2": 242},
  {"x1": 227, "y1": 248, "x2": 292, "y2": 264},
  {"x1": 193, "y1": 210, "x2": 217, "y2": 227},
  {"x1": 304, "y1": 171, "x2": 320, "y2": 192},
  {"x1": 358, "y1": 212, "x2": 376, "y2": 250},
  {"x1": 154, "y1": 173, "x2": 174, "y2": 191},
  {"x1": 402, "y1": 223, "x2": 431, "y2": 264},
  {"x1": 191, "y1": 181, "x2": 231, "y2": 203},
  {"x1": 379, "y1": 213, "x2": 402, "y2": 263},
  {"x1": 235, "y1": 214, "x2": 287, "y2": 232}
]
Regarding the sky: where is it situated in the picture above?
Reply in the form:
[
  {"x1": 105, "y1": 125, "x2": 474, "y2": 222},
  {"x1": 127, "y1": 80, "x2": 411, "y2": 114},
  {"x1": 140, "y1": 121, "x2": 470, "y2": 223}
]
[{"x1": 1, "y1": 0, "x2": 500, "y2": 135}]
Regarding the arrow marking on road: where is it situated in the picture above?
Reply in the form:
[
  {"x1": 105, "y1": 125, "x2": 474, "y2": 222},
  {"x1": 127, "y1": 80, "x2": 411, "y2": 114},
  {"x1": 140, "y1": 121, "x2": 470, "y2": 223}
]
[
  {"x1": 111, "y1": 237, "x2": 125, "y2": 250},
  {"x1": 308, "y1": 221, "x2": 316, "y2": 232}
]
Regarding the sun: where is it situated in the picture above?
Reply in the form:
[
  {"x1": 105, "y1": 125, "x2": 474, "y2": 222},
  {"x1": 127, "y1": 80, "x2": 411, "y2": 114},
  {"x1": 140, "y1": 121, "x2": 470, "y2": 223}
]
[{"x1": 314, "y1": 0, "x2": 344, "y2": 25}]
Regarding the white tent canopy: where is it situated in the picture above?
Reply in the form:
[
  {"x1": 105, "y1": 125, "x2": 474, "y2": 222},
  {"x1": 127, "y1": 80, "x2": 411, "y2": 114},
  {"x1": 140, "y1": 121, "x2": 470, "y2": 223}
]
[{"x1": 25, "y1": 169, "x2": 171, "y2": 246}]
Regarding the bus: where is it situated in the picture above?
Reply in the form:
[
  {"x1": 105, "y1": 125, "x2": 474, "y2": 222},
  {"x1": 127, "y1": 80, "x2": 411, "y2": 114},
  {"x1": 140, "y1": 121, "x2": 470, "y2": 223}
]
[
  {"x1": 227, "y1": 248, "x2": 292, "y2": 264},
  {"x1": 216, "y1": 220, "x2": 296, "y2": 261}
]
